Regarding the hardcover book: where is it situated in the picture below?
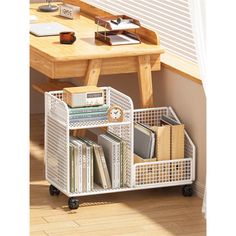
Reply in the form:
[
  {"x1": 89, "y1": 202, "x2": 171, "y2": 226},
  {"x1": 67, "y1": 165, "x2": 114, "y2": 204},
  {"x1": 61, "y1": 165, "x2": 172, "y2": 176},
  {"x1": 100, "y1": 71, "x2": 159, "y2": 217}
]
[
  {"x1": 81, "y1": 137, "x2": 111, "y2": 189},
  {"x1": 134, "y1": 122, "x2": 155, "y2": 159},
  {"x1": 98, "y1": 134, "x2": 121, "y2": 189},
  {"x1": 151, "y1": 125, "x2": 171, "y2": 161},
  {"x1": 68, "y1": 104, "x2": 109, "y2": 115},
  {"x1": 160, "y1": 115, "x2": 184, "y2": 159}
]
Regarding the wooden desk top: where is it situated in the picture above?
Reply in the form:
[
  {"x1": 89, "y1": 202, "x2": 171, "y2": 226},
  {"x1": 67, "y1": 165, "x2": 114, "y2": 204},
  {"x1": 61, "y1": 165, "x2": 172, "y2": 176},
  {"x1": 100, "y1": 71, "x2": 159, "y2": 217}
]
[{"x1": 30, "y1": 2, "x2": 164, "y2": 62}]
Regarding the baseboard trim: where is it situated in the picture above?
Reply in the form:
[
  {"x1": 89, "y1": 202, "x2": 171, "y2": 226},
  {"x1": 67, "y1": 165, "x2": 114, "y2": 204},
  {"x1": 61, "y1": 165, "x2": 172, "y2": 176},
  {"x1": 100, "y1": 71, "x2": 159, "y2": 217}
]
[{"x1": 193, "y1": 180, "x2": 205, "y2": 199}]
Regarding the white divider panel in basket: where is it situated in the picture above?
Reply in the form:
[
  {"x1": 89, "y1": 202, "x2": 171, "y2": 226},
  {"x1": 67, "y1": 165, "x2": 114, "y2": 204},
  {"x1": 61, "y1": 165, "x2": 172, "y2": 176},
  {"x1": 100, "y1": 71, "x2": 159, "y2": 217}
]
[{"x1": 133, "y1": 107, "x2": 195, "y2": 188}]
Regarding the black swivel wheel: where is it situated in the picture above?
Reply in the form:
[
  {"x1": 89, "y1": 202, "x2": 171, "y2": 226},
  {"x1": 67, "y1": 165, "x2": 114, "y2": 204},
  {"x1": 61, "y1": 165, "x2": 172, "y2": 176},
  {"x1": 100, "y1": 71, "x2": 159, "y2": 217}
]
[
  {"x1": 182, "y1": 185, "x2": 193, "y2": 197},
  {"x1": 49, "y1": 185, "x2": 60, "y2": 196},
  {"x1": 68, "y1": 197, "x2": 80, "y2": 210}
]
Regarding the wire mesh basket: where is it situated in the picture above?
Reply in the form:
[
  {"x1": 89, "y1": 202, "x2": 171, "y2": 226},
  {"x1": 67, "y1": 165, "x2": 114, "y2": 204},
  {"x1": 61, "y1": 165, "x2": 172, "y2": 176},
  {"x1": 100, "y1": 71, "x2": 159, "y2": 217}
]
[{"x1": 133, "y1": 107, "x2": 195, "y2": 188}]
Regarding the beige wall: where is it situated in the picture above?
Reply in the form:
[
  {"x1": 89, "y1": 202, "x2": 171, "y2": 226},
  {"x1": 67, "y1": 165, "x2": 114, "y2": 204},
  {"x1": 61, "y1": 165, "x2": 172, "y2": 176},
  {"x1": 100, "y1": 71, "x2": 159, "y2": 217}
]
[
  {"x1": 154, "y1": 70, "x2": 206, "y2": 197},
  {"x1": 30, "y1": 67, "x2": 206, "y2": 197}
]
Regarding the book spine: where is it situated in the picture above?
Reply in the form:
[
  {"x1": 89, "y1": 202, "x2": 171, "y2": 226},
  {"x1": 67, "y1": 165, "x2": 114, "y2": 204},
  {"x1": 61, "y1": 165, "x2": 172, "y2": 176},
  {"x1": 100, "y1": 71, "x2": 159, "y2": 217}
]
[
  {"x1": 116, "y1": 143, "x2": 121, "y2": 188},
  {"x1": 111, "y1": 143, "x2": 116, "y2": 189},
  {"x1": 94, "y1": 147, "x2": 106, "y2": 189},
  {"x1": 74, "y1": 147, "x2": 79, "y2": 193},
  {"x1": 97, "y1": 147, "x2": 108, "y2": 189},
  {"x1": 87, "y1": 147, "x2": 91, "y2": 192},
  {"x1": 113, "y1": 143, "x2": 120, "y2": 189},
  {"x1": 78, "y1": 144, "x2": 83, "y2": 193},
  {"x1": 82, "y1": 145, "x2": 87, "y2": 192},
  {"x1": 69, "y1": 111, "x2": 108, "y2": 120},
  {"x1": 90, "y1": 147, "x2": 94, "y2": 190},
  {"x1": 69, "y1": 105, "x2": 109, "y2": 115},
  {"x1": 70, "y1": 144, "x2": 75, "y2": 193},
  {"x1": 99, "y1": 147, "x2": 111, "y2": 189},
  {"x1": 69, "y1": 116, "x2": 107, "y2": 122},
  {"x1": 123, "y1": 141, "x2": 127, "y2": 185},
  {"x1": 120, "y1": 142, "x2": 123, "y2": 187}
]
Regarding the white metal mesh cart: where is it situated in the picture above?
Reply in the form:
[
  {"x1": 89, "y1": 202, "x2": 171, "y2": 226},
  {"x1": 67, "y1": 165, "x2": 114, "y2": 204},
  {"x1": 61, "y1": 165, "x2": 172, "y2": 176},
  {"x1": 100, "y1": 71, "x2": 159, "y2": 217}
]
[{"x1": 45, "y1": 87, "x2": 195, "y2": 209}]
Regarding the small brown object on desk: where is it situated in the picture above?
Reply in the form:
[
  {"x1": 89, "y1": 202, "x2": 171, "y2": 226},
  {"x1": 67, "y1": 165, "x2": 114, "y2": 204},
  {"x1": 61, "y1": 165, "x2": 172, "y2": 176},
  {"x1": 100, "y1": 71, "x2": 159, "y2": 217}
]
[{"x1": 59, "y1": 31, "x2": 76, "y2": 44}]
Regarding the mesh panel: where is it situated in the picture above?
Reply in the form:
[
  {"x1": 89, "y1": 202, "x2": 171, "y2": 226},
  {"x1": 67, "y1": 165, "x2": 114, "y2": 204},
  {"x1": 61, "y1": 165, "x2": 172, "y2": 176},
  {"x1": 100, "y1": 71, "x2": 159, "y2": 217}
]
[
  {"x1": 108, "y1": 124, "x2": 133, "y2": 187},
  {"x1": 133, "y1": 108, "x2": 194, "y2": 187},
  {"x1": 135, "y1": 159, "x2": 191, "y2": 186},
  {"x1": 46, "y1": 116, "x2": 68, "y2": 192}
]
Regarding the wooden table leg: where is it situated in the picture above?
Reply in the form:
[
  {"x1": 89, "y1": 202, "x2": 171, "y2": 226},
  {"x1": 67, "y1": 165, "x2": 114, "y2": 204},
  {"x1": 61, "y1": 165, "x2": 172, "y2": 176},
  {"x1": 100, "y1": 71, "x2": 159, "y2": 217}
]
[
  {"x1": 137, "y1": 55, "x2": 154, "y2": 108},
  {"x1": 84, "y1": 59, "x2": 102, "y2": 85},
  {"x1": 73, "y1": 59, "x2": 102, "y2": 137}
]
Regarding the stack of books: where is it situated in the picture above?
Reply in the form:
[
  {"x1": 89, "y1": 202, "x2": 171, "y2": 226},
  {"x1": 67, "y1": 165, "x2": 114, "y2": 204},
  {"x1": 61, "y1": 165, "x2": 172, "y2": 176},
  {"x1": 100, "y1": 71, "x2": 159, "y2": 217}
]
[
  {"x1": 133, "y1": 115, "x2": 185, "y2": 162},
  {"x1": 69, "y1": 134, "x2": 127, "y2": 193},
  {"x1": 68, "y1": 104, "x2": 109, "y2": 123},
  {"x1": 69, "y1": 136, "x2": 94, "y2": 193},
  {"x1": 98, "y1": 132, "x2": 126, "y2": 189}
]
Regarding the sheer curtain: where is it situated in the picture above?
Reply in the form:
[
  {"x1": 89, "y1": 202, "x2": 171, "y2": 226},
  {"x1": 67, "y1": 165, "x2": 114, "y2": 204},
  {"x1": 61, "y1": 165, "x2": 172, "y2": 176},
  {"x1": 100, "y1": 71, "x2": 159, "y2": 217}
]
[{"x1": 189, "y1": 0, "x2": 206, "y2": 218}]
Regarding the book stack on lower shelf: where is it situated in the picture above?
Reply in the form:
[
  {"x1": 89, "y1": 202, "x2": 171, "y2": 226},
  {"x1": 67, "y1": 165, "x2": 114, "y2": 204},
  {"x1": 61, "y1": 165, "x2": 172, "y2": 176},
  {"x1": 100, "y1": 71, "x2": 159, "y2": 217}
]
[{"x1": 69, "y1": 132, "x2": 126, "y2": 194}]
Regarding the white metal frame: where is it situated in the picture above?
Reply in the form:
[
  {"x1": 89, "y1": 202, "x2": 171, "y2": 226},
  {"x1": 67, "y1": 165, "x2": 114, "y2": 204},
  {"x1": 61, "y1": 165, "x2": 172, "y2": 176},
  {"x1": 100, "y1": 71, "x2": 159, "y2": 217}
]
[{"x1": 45, "y1": 88, "x2": 195, "y2": 198}]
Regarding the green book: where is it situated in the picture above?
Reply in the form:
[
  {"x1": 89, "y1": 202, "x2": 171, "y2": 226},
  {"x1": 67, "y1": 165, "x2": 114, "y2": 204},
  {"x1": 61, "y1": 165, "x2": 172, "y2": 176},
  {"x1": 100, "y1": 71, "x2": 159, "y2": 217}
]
[
  {"x1": 69, "y1": 111, "x2": 108, "y2": 121},
  {"x1": 68, "y1": 104, "x2": 109, "y2": 115}
]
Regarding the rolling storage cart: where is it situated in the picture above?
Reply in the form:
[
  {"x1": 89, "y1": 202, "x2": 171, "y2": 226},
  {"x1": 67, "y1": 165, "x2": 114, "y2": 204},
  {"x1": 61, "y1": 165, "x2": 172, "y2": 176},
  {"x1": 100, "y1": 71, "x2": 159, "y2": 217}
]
[{"x1": 45, "y1": 87, "x2": 195, "y2": 209}]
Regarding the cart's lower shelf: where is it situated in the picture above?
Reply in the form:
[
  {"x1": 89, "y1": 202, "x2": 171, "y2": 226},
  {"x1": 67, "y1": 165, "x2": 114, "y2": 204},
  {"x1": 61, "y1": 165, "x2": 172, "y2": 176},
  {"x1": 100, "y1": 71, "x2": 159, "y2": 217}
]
[{"x1": 53, "y1": 180, "x2": 193, "y2": 197}]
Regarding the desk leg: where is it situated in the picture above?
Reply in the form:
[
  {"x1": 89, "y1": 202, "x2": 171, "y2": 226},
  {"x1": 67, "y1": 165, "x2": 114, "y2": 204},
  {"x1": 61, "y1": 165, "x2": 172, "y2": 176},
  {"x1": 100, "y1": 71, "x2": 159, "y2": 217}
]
[
  {"x1": 73, "y1": 59, "x2": 102, "y2": 137},
  {"x1": 137, "y1": 55, "x2": 154, "y2": 108},
  {"x1": 84, "y1": 59, "x2": 102, "y2": 85}
]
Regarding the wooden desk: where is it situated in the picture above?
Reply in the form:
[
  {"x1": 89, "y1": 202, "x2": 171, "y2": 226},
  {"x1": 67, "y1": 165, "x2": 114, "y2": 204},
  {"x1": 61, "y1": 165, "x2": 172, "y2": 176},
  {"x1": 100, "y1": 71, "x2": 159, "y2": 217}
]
[{"x1": 30, "y1": 1, "x2": 164, "y2": 108}]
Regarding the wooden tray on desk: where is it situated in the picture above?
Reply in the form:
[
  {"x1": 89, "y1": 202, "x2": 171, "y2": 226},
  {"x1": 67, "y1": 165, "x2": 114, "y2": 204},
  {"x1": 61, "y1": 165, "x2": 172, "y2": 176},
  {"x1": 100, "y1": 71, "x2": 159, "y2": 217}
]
[
  {"x1": 95, "y1": 30, "x2": 141, "y2": 46},
  {"x1": 95, "y1": 15, "x2": 141, "y2": 31}
]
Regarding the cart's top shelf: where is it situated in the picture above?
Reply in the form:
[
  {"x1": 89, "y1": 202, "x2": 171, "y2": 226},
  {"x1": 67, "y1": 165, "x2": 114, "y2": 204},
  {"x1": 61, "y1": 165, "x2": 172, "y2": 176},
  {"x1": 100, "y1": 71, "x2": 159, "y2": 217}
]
[{"x1": 45, "y1": 87, "x2": 133, "y2": 129}]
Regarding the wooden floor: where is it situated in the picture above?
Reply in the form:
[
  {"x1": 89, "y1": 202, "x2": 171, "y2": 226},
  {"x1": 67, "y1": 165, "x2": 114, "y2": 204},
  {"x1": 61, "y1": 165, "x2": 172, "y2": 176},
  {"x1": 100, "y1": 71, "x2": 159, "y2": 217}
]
[{"x1": 30, "y1": 114, "x2": 206, "y2": 236}]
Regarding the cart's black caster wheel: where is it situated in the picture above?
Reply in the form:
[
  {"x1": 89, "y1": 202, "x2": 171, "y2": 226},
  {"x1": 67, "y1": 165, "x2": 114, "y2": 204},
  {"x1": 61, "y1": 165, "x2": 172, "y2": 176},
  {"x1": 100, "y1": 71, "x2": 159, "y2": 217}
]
[
  {"x1": 68, "y1": 197, "x2": 79, "y2": 210},
  {"x1": 49, "y1": 185, "x2": 60, "y2": 196},
  {"x1": 182, "y1": 185, "x2": 193, "y2": 197}
]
